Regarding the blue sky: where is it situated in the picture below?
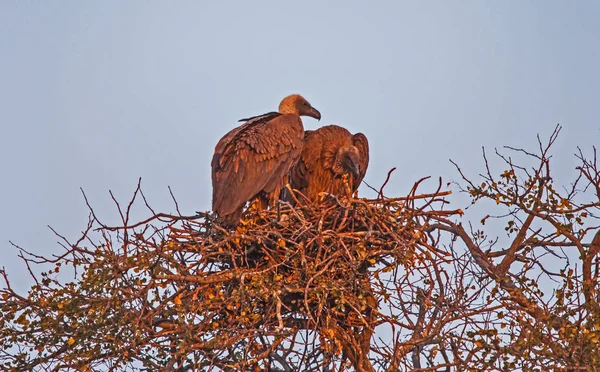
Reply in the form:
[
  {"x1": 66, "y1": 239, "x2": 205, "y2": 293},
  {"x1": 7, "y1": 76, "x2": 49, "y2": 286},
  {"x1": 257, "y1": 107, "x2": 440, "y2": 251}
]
[{"x1": 1, "y1": 1, "x2": 599, "y2": 290}]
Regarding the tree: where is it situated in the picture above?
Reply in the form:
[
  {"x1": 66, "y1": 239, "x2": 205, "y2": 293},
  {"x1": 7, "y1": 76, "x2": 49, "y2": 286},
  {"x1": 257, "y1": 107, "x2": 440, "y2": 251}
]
[{"x1": 1, "y1": 125, "x2": 599, "y2": 371}]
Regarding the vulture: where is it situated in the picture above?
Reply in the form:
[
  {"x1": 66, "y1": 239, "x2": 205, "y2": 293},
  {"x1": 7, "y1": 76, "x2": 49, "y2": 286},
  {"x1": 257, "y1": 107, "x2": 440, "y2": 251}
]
[
  {"x1": 211, "y1": 94, "x2": 321, "y2": 226},
  {"x1": 289, "y1": 125, "x2": 369, "y2": 202}
]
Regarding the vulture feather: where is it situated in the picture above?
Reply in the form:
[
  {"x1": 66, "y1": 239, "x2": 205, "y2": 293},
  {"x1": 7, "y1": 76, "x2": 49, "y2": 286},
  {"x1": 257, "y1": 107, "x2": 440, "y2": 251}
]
[
  {"x1": 289, "y1": 125, "x2": 369, "y2": 202},
  {"x1": 211, "y1": 94, "x2": 321, "y2": 226}
]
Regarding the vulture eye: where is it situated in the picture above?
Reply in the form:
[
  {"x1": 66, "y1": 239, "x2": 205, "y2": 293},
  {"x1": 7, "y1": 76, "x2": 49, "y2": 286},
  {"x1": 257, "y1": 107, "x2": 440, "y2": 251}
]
[{"x1": 303, "y1": 102, "x2": 309, "y2": 106}]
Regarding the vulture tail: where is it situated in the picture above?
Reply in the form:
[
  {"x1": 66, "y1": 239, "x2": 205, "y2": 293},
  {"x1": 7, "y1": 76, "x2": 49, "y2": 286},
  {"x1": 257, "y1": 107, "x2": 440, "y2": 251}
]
[{"x1": 215, "y1": 207, "x2": 244, "y2": 229}]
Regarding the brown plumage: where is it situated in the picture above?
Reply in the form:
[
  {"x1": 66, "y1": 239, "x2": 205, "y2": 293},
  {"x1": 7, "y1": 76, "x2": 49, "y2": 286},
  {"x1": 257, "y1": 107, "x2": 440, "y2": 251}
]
[
  {"x1": 211, "y1": 94, "x2": 321, "y2": 226},
  {"x1": 289, "y1": 125, "x2": 369, "y2": 202}
]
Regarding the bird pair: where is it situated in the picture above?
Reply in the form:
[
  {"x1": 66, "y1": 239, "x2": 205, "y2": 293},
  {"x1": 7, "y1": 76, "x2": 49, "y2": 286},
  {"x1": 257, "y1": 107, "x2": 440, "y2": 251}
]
[{"x1": 211, "y1": 94, "x2": 369, "y2": 227}]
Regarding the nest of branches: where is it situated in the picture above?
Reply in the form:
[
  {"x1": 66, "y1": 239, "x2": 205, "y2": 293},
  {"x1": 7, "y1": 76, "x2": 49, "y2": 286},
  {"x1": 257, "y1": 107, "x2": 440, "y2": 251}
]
[{"x1": 165, "y1": 194, "x2": 450, "y2": 347}]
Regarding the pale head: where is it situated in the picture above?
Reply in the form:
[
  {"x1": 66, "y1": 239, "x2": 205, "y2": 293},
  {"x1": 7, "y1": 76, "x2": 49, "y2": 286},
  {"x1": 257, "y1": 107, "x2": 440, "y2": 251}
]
[{"x1": 278, "y1": 94, "x2": 321, "y2": 120}]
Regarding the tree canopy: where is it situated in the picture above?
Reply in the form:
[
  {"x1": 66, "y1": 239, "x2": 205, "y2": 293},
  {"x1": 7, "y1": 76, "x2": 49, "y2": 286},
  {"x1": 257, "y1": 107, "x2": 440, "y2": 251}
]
[{"x1": 1, "y1": 125, "x2": 599, "y2": 371}]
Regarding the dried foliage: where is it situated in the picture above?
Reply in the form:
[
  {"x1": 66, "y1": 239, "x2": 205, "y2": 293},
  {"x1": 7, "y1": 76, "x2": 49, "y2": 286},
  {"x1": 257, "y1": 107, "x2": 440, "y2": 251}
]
[{"x1": 1, "y1": 125, "x2": 599, "y2": 371}]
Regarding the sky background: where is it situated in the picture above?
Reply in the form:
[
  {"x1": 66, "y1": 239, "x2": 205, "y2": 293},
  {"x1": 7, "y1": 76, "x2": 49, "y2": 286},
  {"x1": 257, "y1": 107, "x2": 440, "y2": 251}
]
[{"x1": 1, "y1": 1, "x2": 599, "y2": 291}]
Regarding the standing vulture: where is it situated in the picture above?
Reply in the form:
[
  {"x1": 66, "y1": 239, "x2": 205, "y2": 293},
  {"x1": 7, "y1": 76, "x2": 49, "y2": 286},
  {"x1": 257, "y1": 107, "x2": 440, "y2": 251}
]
[
  {"x1": 289, "y1": 125, "x2": 369, "y2": 202},
  {"x1": 211, "y1": 94, "x2": 321, "y2": 226}
]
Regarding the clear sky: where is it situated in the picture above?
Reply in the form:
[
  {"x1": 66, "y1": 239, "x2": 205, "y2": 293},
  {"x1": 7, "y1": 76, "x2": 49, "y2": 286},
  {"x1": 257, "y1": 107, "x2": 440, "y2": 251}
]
[{"x1": 1, "y1": 1, "x2": 599, "y2": 290}]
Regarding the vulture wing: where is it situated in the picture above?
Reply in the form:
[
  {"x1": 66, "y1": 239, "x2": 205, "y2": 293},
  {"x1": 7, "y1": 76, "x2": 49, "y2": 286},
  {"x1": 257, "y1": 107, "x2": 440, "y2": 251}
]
[
  {"x1": 352, "y1": 133, "x2": 370, "y2": 189},
  {"x1": 237, "y1": 112, "x2": 279, "y2": 123},
  {"x1": 289, "y1": 129, "x2": 323, "y2": 199},
  {"x1": 211, "y1": 113, "x2": 304, "y2": 216}
]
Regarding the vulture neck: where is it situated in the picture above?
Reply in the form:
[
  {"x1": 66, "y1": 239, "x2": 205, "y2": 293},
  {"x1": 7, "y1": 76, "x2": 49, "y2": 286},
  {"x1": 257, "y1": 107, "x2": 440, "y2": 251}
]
[{"x1": 279, "y1": 105, "x2": 300, "y2": 116}]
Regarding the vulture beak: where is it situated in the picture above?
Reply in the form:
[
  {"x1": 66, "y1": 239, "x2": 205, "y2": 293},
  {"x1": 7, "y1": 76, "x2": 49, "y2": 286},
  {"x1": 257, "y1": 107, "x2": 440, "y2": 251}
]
[
  {"x1": 349, "y1": 162, "x2": 360, "y2": 179},
  {"x1": 308, "y1": 107, "x2": 321, "y2": 121}
]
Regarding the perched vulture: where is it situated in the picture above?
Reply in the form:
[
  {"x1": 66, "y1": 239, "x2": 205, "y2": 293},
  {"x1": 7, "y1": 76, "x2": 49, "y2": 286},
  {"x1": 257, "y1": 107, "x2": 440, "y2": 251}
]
[
  {"x1": 211, "y1": 94, "x2": 321, "y2": 226},
  {"x1": 289, "y1": 125, "x2": 369, "y2": 202}
]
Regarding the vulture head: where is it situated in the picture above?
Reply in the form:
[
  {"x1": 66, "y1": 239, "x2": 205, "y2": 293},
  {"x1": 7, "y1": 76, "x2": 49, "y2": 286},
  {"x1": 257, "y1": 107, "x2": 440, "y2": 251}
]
[
  {"x1": 279, "y1": 94, "x2": 321, "y2": 120},
  {"x1": 333, "y1": 146, "x2": 361, "y2": 179}
]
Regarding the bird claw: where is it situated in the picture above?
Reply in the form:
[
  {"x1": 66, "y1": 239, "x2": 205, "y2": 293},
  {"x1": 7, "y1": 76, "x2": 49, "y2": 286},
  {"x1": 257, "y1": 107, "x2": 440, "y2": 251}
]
[{"x1": 269, "y1": 201, "x2": 282, "y2": 226}]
